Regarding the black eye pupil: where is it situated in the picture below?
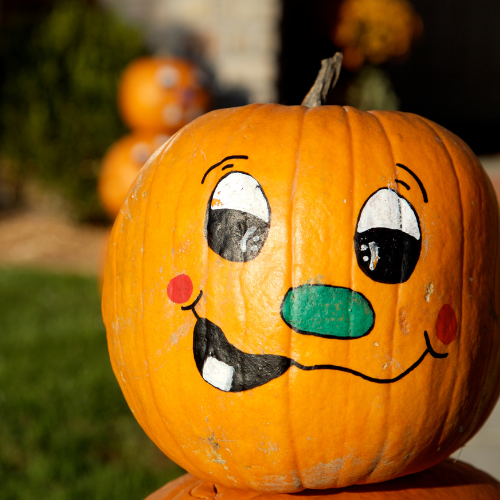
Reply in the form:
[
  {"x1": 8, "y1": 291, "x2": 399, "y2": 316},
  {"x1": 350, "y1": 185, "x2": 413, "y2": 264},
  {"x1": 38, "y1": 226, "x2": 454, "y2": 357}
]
[
  {"x1": 354, "y1": 228, "x2": 421, "y2": 284},
  {"x1": 206, "y1": 209, "x2": 269, "y2": 262}
]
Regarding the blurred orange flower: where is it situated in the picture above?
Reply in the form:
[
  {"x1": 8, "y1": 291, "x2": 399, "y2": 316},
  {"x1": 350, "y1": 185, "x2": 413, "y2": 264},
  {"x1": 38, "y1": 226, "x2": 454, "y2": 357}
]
[{"x1": 332, "y1": 0, "x2": 423, "y2": 70}]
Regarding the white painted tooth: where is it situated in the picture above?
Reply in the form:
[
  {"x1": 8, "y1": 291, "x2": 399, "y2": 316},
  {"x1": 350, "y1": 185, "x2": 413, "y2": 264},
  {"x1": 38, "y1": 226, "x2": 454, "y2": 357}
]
[{"x1": 202, "y1": 357, "x2": 234, "y2": 392}]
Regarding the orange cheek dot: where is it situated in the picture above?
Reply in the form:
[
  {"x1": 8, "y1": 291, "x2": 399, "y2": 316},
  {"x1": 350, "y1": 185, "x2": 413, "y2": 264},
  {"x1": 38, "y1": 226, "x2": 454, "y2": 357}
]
[
  {"x1": 167, "y1": 274, "x2": 193, "y2": 304},
  {"x1": 436, "y1": 304, "x2": 457, "y2": 345}
]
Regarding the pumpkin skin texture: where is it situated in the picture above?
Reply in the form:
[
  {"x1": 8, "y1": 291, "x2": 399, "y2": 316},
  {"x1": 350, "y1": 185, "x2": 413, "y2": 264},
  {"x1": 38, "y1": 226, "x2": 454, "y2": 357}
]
[
  {"x1": 145, "y1": 460, "x2": 500, "y2": 500},
  {"x1": 98, "y1": 131, "x2": 169, "y2": 218},
  {"x1": 102, "y1": 104, "x2": 500, "y2": 492},
  {"x1": 118, "y1": 57, "x2": 210, "y2": 133}
]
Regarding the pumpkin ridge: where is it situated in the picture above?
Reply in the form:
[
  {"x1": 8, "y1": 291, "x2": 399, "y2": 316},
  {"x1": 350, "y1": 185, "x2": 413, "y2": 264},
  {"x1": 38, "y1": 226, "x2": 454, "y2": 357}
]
[
  {"x1": 366, "y1": 110, "x2": 401, "y2": 361},
  {"x1": 287, "y1": 105, "x2": 308, "y2": 489},
  {"x1": 109, "y1": 210, "x2": 156, "y2": 449},
  {"x1": 232, "y1": 109, "x2": 266, "y2": 386},
  {"x1": 428, "y1": 121, "x2": 500, "y2": 447},
  {"x1": 154, "y1": 131, "x2": 179, "y2": 169},
  {"x1": 203, "y1": 104, "x2": 265, "y2": 374},
  {"x1": 198, "y1": 106, "x2": 262, "y2": 188},
  {"x1": 122, "y1": 166, "x2": 161, "y2": 455},
  {"x1": 368, "y1": 111, "x2": 405, "y2": 479},
  {"x1": 141, "y1": 154, "x2": 182, "y2": 462},
  {"x1": 364, "y1": 113, "x2": 432, "y2": 470},
  {"x1": 358, "y1": 110, "x2": 394, "y2": 481},
  {"x1": 190, "y1": 107, "x2": 263, "y2": 481},
  {"x1": 109, "y1": 216, "x2": 128, "y2": 401},
  {"x1": 413, "y1": 115, "x2": 465, "y2": 464},
  {"x1": 215, "y1": 105, "x2": 267, "y2": 176},
  {"x1": 213, "y1": 105, "x2": 268, "y2": 407},
  {"x1": 197, "y1": 106, "x2": 265, "y2": 198},
  {"x1": 486, "y1": 158, "x2": 500, "y2": 429},
  {"x1": 156, "y1": 130, "x2": 180, "y2": 165},
  {"x1": 437, "y1": 124, "x2": 494, "y2": 459},
  {"x1": 341, "y1": 106, "x2": 356, "y2": 485},
  {"x1": 144, "y1": 146, "x2": 198, "y2": 473},
  {"x1": 172, "y1": 121, "x2": 213, "y2": 476}
]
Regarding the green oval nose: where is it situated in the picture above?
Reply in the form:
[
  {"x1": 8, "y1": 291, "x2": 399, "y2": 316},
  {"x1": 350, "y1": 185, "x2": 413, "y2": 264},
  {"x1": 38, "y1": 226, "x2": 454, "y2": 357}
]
[{"x1": 280, "y1": 284, "x2": 374, "y2": 339}]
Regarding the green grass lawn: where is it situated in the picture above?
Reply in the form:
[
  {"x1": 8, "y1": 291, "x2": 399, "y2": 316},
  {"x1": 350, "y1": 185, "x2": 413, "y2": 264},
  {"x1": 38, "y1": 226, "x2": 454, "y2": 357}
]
[{"x1": 0, "y1": 266, "x2": 184, "y2": 500}]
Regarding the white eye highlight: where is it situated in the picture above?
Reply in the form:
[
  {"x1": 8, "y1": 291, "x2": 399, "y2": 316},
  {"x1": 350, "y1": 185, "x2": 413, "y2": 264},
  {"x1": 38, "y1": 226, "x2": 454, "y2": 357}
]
[
  {"x1": 156, "y1": 66, "x2": 180, "y2": 88},
  {"x1": 357, "y1": 188, "x2": 420, "y2": 240},
  {"x1": 240, "y1": 226, "x2": 258, "y2": 252},
  {"x1": 368, "y1": 241, "x2": 380, "y2": 270},
  {"x1": 130, "y1": 142, "x2": 152, "y2": 164},
  {"x1": 210, "y1": 172, "x2": 270, "y2": 223}
]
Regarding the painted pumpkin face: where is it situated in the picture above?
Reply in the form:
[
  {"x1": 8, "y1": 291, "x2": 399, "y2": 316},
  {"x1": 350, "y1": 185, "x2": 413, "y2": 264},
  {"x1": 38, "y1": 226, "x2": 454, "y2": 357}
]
[
  {"x1": 102, "y1": 104, "x2": 500, "y2": 492},
  {"x1": 98, "y1": 131, "x2": 169, "y2": 218},
  {"x1": 118, "y1": 57, "x2": 210, "y2": 133}
]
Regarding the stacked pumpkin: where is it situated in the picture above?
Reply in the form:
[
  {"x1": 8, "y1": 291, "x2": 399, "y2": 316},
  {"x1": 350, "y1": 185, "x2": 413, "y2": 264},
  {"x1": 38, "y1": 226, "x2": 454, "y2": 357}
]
[
  {"x1": 331, "y1": 0, "x2": 423, "y2": 71},
  {"x1": 98, "y1": 57, "x2": 211, "y2": 218},
  {"x1": 102, "y1": 55, "x2": 500, "y2": 499}
]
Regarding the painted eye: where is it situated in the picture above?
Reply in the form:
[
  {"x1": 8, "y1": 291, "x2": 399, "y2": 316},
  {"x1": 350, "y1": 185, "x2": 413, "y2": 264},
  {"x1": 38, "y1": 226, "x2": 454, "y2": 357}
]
[
  {"x1": 354, "y1": 188, "x2": 421, "y2": 284},
  {"x1": 156, "y1": 66, "x2": 180, "y2": 89},
  {"x1": 206, "y1": 172, "x2": 270, "y2": 262},
  {"x1": 130, "y1": 142, "x2": 152, "y2": 164}
]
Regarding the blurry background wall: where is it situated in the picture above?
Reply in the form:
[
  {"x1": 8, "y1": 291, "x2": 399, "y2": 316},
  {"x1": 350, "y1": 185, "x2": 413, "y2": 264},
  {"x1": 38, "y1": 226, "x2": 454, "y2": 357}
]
[
  {"x1": 388, "y1": 0, "x2": 500, "y2": 154},
  {"x1": 280, "y1": 0, "x2": 500, "y2": 155},
  {"x1": 101, "y1": 0, "x2": 281, "y2": 104}
]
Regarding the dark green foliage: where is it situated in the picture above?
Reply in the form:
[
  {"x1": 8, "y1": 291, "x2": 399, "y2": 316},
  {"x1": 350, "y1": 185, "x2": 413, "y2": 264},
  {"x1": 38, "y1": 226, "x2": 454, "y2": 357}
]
[
  {"x1": 0, "y1": 1, "x2": 147, "y2": 221},
  {"x1": 0, "y1": 267, "x2": 184, "y2": 499}
]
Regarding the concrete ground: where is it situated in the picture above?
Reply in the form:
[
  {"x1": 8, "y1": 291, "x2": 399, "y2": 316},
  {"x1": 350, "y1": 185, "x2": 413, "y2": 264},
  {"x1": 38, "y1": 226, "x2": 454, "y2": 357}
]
[
  {"x1": 451, "y1": 400, "x2": 500, "y2": 480},
  {"x1": 0, "y1": 210, "x2": 107, "y2": 275}
]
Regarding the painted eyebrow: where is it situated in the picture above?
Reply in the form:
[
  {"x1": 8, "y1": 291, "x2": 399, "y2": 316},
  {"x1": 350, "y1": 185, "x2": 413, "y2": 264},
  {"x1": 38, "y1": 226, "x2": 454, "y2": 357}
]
[
  {"x1": 201, "y1": 155, "x2": 249, "y2": 184},
  {"x1": 395, "y1": 179, "x2": 410, "y2": 191},
  {"x1": 396, "y1": 163, "x2": 428, "y2": 203}
]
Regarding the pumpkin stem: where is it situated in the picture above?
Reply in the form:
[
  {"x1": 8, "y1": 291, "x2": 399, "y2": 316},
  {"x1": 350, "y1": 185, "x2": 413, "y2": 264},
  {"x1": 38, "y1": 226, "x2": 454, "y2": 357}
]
[{"x1": 301, "y1": 53, "x2": 343, "y2": 108}]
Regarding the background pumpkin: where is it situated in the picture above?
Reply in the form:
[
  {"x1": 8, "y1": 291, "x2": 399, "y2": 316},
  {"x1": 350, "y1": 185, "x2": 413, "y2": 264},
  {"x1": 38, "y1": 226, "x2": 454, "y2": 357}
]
[
  {"x1": 145, "y1": 460, "x2": 500, "y2": 500},
  {"x1": 118, "y1": 56, "x2": 211, "y2": 133},
  {"x1": 98, "y1": 131, "x2": 169, "y2": 218},
  {"x1": 102, "y1": 103, "x2": 500, "y2": 492}
]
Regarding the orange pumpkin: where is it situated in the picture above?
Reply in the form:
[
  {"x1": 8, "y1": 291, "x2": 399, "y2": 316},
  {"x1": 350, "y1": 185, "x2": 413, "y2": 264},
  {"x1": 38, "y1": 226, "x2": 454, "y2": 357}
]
[
  {"x1": 102, "y1": 103, "x2": 500, "y2": 491},
  {"x1": 332, "y1": 0, "x2": 423, "y2": 70},
  {"x1": 98, "y1": 131, "x2": 169, "y2": 218},
  {"x1": 145, "y1": 460, "x2": 500, "y2": 500},
  {"x1": 118, "y1": 57, "x2": 211, "y2": 133}
]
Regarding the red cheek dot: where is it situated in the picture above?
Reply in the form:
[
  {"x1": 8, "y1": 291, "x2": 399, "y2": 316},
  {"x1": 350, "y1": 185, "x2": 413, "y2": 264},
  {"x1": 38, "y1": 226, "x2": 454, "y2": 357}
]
[
  {"x1": 436, "y1": 304, "x2": 457, "y2": 345},
  {"x1": 167, "y1": 274, "x2": 193, "y2": 304}
]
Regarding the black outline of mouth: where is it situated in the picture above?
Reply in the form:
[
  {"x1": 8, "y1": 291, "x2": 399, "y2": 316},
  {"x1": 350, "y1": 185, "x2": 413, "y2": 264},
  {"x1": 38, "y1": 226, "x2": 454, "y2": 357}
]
[{"x1": 182, "y1": 291, "x2": 448, "y2": 392}]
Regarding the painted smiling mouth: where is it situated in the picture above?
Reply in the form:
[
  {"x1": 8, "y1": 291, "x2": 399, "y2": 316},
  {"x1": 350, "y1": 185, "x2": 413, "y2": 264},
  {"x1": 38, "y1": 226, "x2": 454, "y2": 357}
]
[{"x1": 182, "y1": 291, "x2": 448, "y2": 393}]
